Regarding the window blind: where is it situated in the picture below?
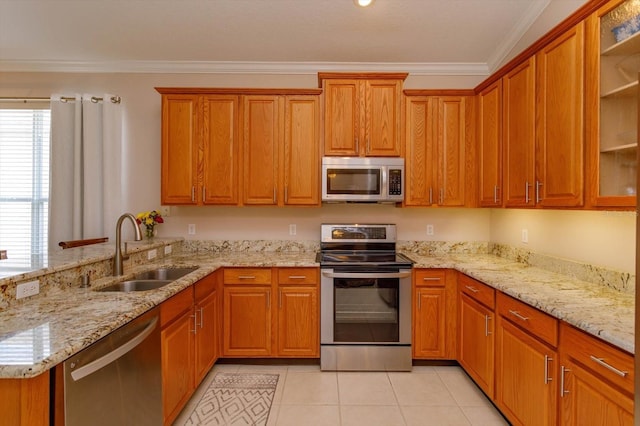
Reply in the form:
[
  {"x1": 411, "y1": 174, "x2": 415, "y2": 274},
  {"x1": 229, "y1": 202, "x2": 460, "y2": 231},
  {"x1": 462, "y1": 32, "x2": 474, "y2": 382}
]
[{"x1": 0, "y1": 108, "x2": 50, "y2": 273}]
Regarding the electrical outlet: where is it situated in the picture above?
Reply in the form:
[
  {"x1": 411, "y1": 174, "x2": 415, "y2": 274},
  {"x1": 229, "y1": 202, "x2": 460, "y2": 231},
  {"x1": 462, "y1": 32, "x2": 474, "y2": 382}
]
[
  {"x1": 289, "y1": 224, "x2": 297, "y2": 236},
  {"x1": 147, "y1": 249, "x2": 157, "y2": 260},
  {"x1": 426, "y1": 224, "x2": 434, "y2": 236},
  {"x1": 522, "y1": 229, "x2": 529, "y2": 244},
  {"x1": 164, "y1": 245, "x2": 172, "y2": 255},
  {"x1": 159, "y1": 206, "x2": 170, "y2": 217},
  {"x1": 188, "y1": 224, "x2": 196, "y2": 235},
  {"x1": 16, "y1": 280, "x2": 39, "y2": 299}
]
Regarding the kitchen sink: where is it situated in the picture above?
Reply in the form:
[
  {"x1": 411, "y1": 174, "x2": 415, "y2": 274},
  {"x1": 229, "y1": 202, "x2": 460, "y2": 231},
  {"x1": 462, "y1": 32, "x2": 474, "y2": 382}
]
[
  {"x1": 134, "y1": 267, "x2": 199, "y2": 281},
  {"x1": 97, "y1": 279, "x2": 174, "y2": 292}
]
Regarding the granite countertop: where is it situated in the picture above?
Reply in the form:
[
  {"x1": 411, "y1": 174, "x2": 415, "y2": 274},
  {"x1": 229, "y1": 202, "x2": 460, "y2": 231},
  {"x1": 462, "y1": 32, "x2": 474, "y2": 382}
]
[{"x1": 0, "y1": 248, "x2": 634, "y2": 379}]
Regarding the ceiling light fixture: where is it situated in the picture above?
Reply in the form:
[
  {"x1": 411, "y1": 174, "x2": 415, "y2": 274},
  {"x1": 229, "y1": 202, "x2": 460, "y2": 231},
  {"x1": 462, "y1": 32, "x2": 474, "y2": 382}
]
[{"x1": 354, "y1": 0, "x2": 374, "y2": 7}]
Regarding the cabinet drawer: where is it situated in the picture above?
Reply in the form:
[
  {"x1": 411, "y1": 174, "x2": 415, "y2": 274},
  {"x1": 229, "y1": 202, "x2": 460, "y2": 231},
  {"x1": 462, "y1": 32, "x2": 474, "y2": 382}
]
[
  {"x1": 561, "y1": 323, "x2": 634, "y2": 394},
  {"x1": 458, "y1": 274, "x2": 495, "y2": 309},
  {"x1": 277, "y1": 267, "x2": 318, "y2": 285},
  {"x1": 497, "y1": 292, "x2": 558, "y2": 347},
  {"x1": 161, "y1": 287, "x2": 194, "y2": 328},
  {"x1": 223, "y1": 268, "x2": 272, "y2": 285},
  {"x1": 414, "y1": 269, "x2": 446, "y2": 287}
]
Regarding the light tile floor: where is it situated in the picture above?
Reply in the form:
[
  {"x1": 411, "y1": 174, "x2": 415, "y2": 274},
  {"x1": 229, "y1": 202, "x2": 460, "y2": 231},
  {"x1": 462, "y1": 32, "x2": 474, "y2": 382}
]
[{"x1": 175, "y1": 364, "x2": 510, "y2": 426}]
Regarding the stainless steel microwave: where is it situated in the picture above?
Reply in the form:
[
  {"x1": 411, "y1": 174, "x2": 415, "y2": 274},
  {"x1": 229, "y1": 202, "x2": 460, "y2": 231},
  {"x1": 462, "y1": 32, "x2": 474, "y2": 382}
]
[{"x1": 321, "y1": 157, "x2": 404, "y2": 203}]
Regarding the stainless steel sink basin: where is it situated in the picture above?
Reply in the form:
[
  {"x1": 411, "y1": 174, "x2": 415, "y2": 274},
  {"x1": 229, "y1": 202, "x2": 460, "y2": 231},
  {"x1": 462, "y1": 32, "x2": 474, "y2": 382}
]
[
  {"x1": 134, "y1": 267, "x2": 199, "y2": 281},
  {"x1": 98, "y1": 279, "x2": 174, "y2": 292}
]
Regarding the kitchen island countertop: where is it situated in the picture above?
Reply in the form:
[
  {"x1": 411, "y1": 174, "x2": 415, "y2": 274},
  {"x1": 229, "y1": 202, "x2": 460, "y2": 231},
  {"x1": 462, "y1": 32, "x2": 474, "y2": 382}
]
[{"x1": 0, "y1": 248, "x2": 633, "y2": 379}]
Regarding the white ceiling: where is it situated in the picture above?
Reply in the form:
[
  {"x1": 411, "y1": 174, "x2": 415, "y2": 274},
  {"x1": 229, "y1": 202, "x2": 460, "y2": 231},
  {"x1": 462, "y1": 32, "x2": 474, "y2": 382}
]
[{"x1": 0, "y1": 0, "x2": 587, "y2": 75}]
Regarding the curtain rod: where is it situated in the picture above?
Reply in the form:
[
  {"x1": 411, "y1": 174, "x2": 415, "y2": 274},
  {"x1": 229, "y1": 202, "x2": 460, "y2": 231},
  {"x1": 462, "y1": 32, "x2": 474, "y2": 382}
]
[{"x1": 0, "y1": 96, "x2": 121, "y2": 104}]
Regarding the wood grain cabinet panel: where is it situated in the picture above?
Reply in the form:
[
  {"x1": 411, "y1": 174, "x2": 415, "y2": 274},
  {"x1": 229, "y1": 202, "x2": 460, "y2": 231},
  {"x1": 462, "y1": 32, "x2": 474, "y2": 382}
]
[{"x1": 478, "y1": 80, "x2": 503, "y2": 206}]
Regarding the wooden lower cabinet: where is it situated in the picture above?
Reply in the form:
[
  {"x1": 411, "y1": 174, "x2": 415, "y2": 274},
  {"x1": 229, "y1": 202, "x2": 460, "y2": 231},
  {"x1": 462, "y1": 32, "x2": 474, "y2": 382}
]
[
  {"x1": 161, "y1": 271, "x2": 220, "y2": 425},
  {"x1": 222, "y1": 267, "x2": 319, "y2": 358},
  {"x1": 559, "y1": 323, "x2": 634, "y2": 426},
  {"x1": 458, "y1": 274, "x2": 495, "y2": 399},
  {"x1": 495, "y1": 292, "x2": 558, "y2": 426},
  {"x1": 0, "y1": 371, "x2": 50, "y2": 426},
  {"x1": 413, "y1": 269, "x2": 456, "y2": 359}
]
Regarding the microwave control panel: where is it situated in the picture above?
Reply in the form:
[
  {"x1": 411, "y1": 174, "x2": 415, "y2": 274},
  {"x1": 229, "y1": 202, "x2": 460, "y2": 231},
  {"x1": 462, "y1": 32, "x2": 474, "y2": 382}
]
[{"x1": 389, "y1": 169, "x2": 402, "y2": 195}]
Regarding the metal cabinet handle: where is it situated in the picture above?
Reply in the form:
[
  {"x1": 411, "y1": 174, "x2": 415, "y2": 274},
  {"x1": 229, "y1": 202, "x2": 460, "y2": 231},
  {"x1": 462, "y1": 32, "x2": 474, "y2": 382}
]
[
  {"x1": 238, "y1": 275, "x2": 256, "y2": 279},
  {"x1": 525, "y1": 181, "x2": 531, "y2": 204},
  {"x1": 198, "y1": 307, "x2": 204, "y2": 329},
  {"x1": 273, "y1": 187, "x2": 277, "y2": 203},
  {"x1": 508, "y1": 310, "x2": 529, "y2": 321},
  {"x1": 590, "y1": 356, "x2": 628, "y2": 377},
  {"x1": 439, "y1": 188, "x2": 444, "y2": 204},
  {"x1": 536, "y1": 181, "x2": 543, "y2": 204},
  {"x1": 485, "y1": 315, "x2": 492, "y2": 337},
  {"x1": 544, "y1": 355, "x2": 553, "y2": 384},
  {"x1": 191, "y1": 186, "x2": 196, "y2": 203},
  {"x1": 465, "y1": 285, "x2": 479, "y2": 293},
  {"x1": 322, "y1": 271, "x2": 411, "y2": 279},
  {"x1": 494, "y1": 185, "x2": 499, "y2": 204},
  {"x1": 288, "y1": 275, "x2": 307, "y2": 279},
  {"x1": 191, "y1": 313, "x2": 197, "y2": 334},
  {"x1": 560, "y1": 365, "x2": 570, "y2": 397},
  {"x1": 423, "y1": 277, "x2": 441, "y2": 282}
]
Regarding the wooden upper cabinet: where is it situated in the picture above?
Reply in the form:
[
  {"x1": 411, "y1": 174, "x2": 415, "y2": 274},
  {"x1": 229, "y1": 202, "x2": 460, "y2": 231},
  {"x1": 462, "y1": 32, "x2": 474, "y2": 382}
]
[
  {"x1": 535, "y1": 22, "x2": 585, "y2": 207},
  {"x1": 320, "y1": 73, "x2": 406, "y2": 157},
  {"x1": 585, "y1": 0, "x2": 638, "y2": 208},
  {"x1": 283, "y1": 96, "x2": 321, "y2": 205},
  {"x1": 478, "y1": 80, "x2": 503, "y2": 207},
  {"x1": 202, "y1": 95, "x2": 239, "y2": 205},
  {"x1": 160, "y1": 94, "x2": 198, "y2": 205},
  {"x1": 503, "y1": 56, "x2": 537, "y2": 208},
  {"x1": 242, "y1": 95, "x2": 281, "y2": 205},
  {"x1": 404, "y1": 94, "x2": 474, "y2": 207}
]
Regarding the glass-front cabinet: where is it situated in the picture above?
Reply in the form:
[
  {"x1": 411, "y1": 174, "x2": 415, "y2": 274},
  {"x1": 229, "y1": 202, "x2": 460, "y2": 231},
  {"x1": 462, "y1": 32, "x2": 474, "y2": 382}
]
[{"x1": 587, "y1": 0, "x2": 639, "y2": 207}]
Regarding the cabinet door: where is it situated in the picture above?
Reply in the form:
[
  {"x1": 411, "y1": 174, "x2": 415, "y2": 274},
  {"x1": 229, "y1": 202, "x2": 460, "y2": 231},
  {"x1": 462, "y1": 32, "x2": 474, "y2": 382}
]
[
  {"x1": 414, "y1": 287, "x2": 446, "y2": 358},
  {"x1": 161, "y1": 94, "x2": 198, "y2": 205},
  {"x1": 560, "y1": 357, "x2": 633, "y2": 426},
  {"x1": 364, "y1": 79, "x2": 402, "y2": 156},
  {"x1": 478, "y1": 81, "x2": 503, "y2": 207},
  {"x1": 323, "y1": 80, "x2": 360, "y2": 156},
  {"x1": 162, "y1": 310, "x2": 195, "y2": 425},
  {"x1": 503, "y1": 57, "x2": 536, "y2": 207},
  {"x1": 277, "y1": 286, "x2": 319, "y2": 357},
  {"x1": 535, "y1": 22, "x2": 585, "y2": 207},
  {"x1": 202, "y1": 95, "x2": 239, "y2": 205},
  {"x1": 404, "y1": 96, "x2": 436, "y2": 206},
  {"x1": 458, "y1": 293, "x2": 494, "y2": 398},
  {"x1": 436, "y1": 97, "x2": 466, "y2": 206},
  {"x1": 194, "y1": 289, "x2": 218, "y2": 384},
  {"x1": 283, "y1": 95, "x2": 320, "y2": 206},
  {"x1": 496, "y1": 317, "x2": 557, "y2": 426},
  {"x1": 242, "y1": 95, "x2": 281, "y2": 205},
  {"x1": 223, "y1": 287, "x2": 272, "y2": 356}
]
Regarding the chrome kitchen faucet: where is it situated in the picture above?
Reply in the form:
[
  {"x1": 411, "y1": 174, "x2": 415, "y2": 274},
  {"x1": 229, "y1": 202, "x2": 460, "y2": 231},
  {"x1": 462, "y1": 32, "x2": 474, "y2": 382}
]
[{"x1": 113, "y1": 213, "x2": 143, "y2": 276}]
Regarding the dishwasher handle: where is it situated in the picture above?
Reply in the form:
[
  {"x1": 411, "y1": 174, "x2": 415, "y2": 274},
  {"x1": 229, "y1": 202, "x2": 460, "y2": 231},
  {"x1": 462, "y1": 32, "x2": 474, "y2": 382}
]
[{"x1": 70, "y1": 316, "x2": 158, "y2": 382}]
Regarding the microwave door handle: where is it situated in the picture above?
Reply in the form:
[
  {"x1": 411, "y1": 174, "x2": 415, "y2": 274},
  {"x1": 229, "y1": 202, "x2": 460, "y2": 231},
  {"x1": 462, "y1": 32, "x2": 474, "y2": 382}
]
[{"x1": 322, "y1": 271, "x2": 411, "y2": 279}]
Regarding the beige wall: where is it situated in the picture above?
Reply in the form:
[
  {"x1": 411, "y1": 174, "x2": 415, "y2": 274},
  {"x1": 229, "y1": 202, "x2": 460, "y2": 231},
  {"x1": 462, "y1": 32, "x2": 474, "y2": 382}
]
[{"x1": 1, "y1": 70, "x2": 636, "y2": 274}]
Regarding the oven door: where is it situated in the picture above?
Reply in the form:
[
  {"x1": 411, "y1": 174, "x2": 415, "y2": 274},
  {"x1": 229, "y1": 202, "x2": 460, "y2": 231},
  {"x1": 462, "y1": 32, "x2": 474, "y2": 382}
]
[{"x1": 320, "y1": 268, "x2": 411, "y2": 345}]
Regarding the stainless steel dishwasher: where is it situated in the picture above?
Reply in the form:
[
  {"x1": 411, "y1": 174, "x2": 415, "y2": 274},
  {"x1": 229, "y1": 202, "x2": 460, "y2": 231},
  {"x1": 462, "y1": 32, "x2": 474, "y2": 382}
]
[{"x1": 63, "y1": 307, "x2": 162, "y2": 426}]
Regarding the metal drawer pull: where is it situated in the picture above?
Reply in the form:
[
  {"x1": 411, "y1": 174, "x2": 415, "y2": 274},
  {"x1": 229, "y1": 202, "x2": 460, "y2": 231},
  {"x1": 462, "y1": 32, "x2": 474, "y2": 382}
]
[
  {"x1": 465, "y1": 285, "x2": 479, "y2": 293},
  {"x1": 494, "y1": 185, "x2": 499, "y2": 204},
  {"x1": 560, "y1": 366, "x2": 570, "y2": 397},
  {"x1": 191, "y1": 313, "x2": 197, "y2": 334},
  {"x1": 544, "y1": 355, "x2": 553, "y2": 384},
  {"x1": 288, "y1": 275, "x2": 307, "y2": 279},
  {"x1": 508, "y1": 310, "x2": 529, "y2": 321},
  {"x1": 484, "y1": 315, "x2": 492, "y2": 337},
  {"x1": 198, "y1": 307, "x2": 204, "y2": 328},
  {"x1": 237, "y1": 275, "x2": 256, "y2": 279},
  {"x1": 590, "y1": 356, "x2": 628, "y2": 377}
]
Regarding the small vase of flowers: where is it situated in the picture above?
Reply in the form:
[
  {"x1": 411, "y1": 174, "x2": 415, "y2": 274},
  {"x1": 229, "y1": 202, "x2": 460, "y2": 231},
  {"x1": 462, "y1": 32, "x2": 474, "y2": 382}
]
[{"x1": 136, "y1": 210, "x2": 164, "y2": 239}]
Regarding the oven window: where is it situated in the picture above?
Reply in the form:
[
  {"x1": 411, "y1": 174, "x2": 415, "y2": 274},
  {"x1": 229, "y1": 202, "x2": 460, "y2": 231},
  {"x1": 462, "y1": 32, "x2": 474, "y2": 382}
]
[
  {"x1": 333, "y1": 277, "x2": 399, "y2": 343},
  {"x1": 326, "y1": 168, "x2": 380, "y2": 195}
]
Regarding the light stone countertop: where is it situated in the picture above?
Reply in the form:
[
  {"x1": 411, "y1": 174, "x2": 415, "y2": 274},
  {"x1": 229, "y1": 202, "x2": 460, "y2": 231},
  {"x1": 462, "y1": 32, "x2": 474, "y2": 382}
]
[{"x1": 0, "y1": 248, "x2": 634, "y2": 379}]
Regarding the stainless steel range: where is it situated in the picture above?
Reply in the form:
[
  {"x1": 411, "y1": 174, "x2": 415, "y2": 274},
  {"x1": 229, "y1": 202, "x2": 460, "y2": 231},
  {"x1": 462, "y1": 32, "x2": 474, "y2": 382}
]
[{"x1": 317, "y1": 224, "x2": 414, "y2": 371}]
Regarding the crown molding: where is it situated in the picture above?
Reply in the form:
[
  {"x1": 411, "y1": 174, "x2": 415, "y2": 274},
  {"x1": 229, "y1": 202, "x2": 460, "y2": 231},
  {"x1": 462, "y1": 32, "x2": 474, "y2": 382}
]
[{"x1": 0, "y1": 60, "x2": 490, "y2": 76}]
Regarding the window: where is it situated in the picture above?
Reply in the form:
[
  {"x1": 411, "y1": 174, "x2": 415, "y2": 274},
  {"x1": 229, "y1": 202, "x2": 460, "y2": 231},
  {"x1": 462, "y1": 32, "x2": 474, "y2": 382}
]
[{"x1": 0, "y1": 107, "x2": 50, "y2": 274}]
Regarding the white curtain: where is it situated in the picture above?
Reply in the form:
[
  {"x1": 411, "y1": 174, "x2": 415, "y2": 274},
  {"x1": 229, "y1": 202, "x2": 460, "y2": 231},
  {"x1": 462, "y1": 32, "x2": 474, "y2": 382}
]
[{"x1": 49, "y1": 94, "x2": 123, "y2": 251}]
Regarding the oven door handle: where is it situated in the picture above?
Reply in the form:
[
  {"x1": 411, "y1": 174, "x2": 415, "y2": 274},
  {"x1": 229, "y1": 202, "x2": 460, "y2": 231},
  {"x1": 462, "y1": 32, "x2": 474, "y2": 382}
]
[{"x1": 321, "y1": 271, "x2": 412, "y2": 279}]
